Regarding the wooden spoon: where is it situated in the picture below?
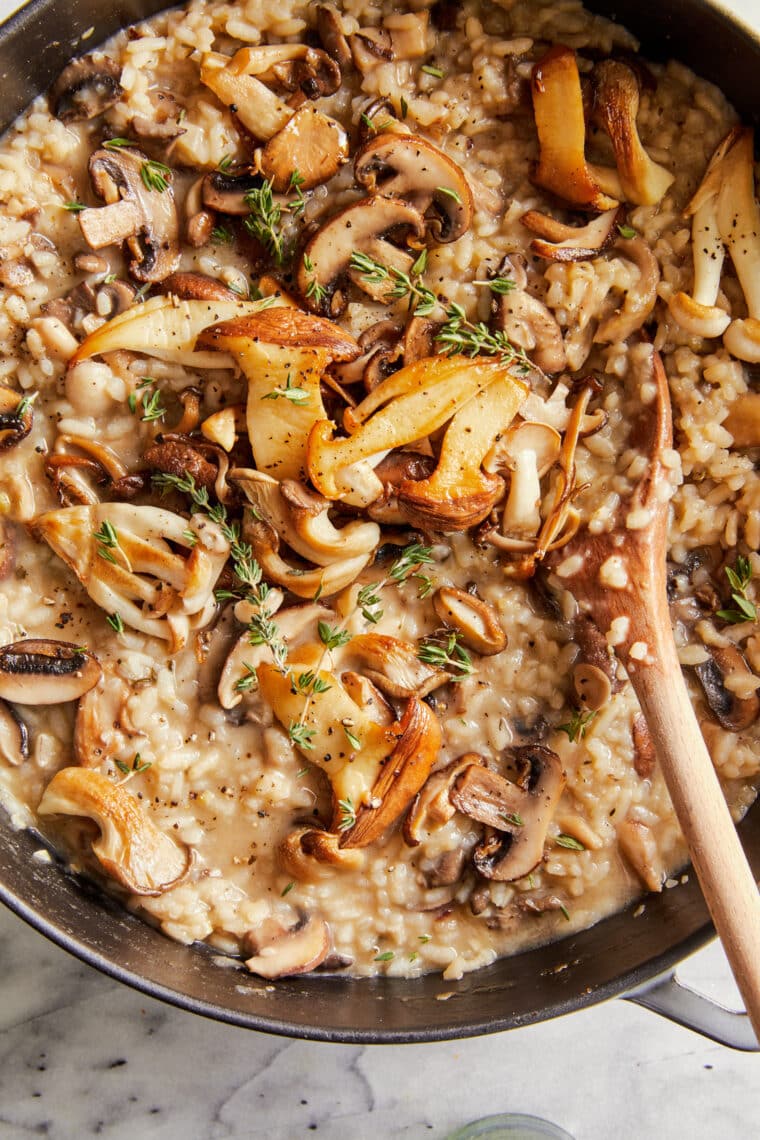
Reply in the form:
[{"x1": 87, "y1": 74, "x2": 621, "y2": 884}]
[{"x1": 549, "y1": 346, "x2": 760, "y2": 1041}]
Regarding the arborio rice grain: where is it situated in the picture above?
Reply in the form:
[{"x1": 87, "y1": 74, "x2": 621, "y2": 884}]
[{"x1": 0, "y1": 0, "x2": 758, "y2": 981}]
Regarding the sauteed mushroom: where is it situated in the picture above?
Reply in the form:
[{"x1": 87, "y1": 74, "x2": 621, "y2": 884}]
[
  {"x1": 49, "y1": 54, "x2": 123, "y2": 122},
  {"x1": 0, "y1": 386, "x2": 33, "y2": 451},
  {"x1": 0, "y1": 640, "x2": 101, "y2": 704},
  {"x1": 243, "y1": 912, "x2": 331, "y2": 978}
]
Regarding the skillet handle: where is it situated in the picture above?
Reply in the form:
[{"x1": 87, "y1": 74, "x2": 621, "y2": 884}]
[{"x1": 624, "y1": 969, "x2": 759, "y2": 1052}]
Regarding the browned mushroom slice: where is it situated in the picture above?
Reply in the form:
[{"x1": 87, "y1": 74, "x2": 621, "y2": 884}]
[
  {"x1": 244, "y1": 912, "x2": 331, "y2": 978},
  {"x1": 0, "y1": 640, "x2": 101, "y2": 705},
  {"x1": 144, "y1": 439, "x2": 219, "y2": 495},
  {"x1": 715, "y1": 128, "x2": 760, "y2": 363},
  {"x1": 75, "y1": 667, "x2": 136, "y2": 767},
  {"x1": 159, "y1": 272, "x2": 240, "y2": 302},
  {"x1": 530, "y1": 46, "x2": 619, "y2": 212},
  {"x1": 0, "y1": 385, "x2": 33, "y2": 451},
  {"x1": 366, "y1": 451, "x2": 436, "y2": 525},
  {"x1": 594, "y1": 235, "x2": 660, "y2": 344},
  {"x1": 591, "y1": 60, "x2": 674, "y2": 207},
  {"x1": 244, "y1": 517, "x2": 373, "y2": 599},
  {"x1": 572, "y1": 663, "x2": 612, "y2": 712},
  {"x1": 49, "y1": 54, "x2": 123, "y2": 122},
  {"x1": 130, "y1": 90, "x2": 186, "y2": 141},
  {"x1": 432, "y1": 587, "x2": 506, "y2": 656},
  {"x1": 78, "y1": 146, "x2": 179, "y2": 283},
  {"x1": 260, "y1": 106, "x2": 349, "y2": 192},
  {"x1": 404, "y1": 754, "x2": 482, "y2": 846},
  {"x1": 617, "y1": 816, "x2": 663, "y2": 892},
  {"x1": 632, "y1": 712, "x2": 656, "y2": 779},
  {"x1": 349, "y1": 27, "x2": 394, "y2": 71},
  {"x1": 315, "y1": 3, "x2": 353, "y2": 72},
  {"x1": 37, "y1": 767, "x2": 192, "y2": 896},
  {"x1": 0, "y1": 698, "x2": 29, "y2": 766},
  {"x1": 355, "y1": 133, "x2": 473, "y2": 243},
  {"x1": 297, "y1": 195, "x2": 426, "y2": 317},
  {"x1": 280, "y1": 825, "x2": 364, "y2": 882},
  {"x1": 693, "y1": 645, "x2": 760, "y2": 732},
  {"x1": 201, "y1": 168, "x2": 261, "y2": 216},
  {"x1": 486, "y1": 421, "x2": 562, "y2": 543},
  {"x1": 521, "y1": 206, "x2": 624, "y2": 261},
  {"x1": 451, "y1": 746, "x2": 566, "y2": 881},
  {"x1": 493, "y1": 258, "x2": 567, "y2": 374},
  {"x1": 349, "y1": 633, "x2": 450, "y2": 698}
]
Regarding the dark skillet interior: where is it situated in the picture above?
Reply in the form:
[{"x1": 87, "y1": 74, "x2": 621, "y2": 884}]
[{"x1": 0, "y1": 0, "x2": 758, "y2": 1042}]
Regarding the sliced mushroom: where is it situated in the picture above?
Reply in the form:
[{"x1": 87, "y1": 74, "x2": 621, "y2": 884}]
[
  {"x1": 243, "y1": 912, "x2": 331, "y2": 978},
  {"x1": 573, "y1": 663, "x2": 612, "y2": 712},
  {"x1": 0, "y1": 385, "x2": 33, "y2": 451},
  {"x1": 75, "y1": 667, "x2": 137, "y2": 767},
  {"x1": 260, "y1": 106, "x2": 349, "y2": 192},
  {"x1": 197, "y1": 307, "x2": 359, "y2": 482},
  {"x1": 0, "y1": 640, "x2": 101, "y2": 705},
  {"x1": 37, "y1": 767, "x2": 192, "y2": 896},
  {"x1": 493, "y1": 257, "x2": 566, "y2": 374},
  {"x1": 296, "y1": 195, "x2": 426, "y2": 317},
  {"x1": 130, "y1": 90, "x2": 186, "y2": 141},
  {"x1": 49, "y1": 54, "x2": 123, "y2": 122},
  {"x1": 355, "y1": 133, "x2": 473, "y2": 243},
  {"x1": 521, "y1": 206, "x2": 624, "y2": 262},
  {"x1": 617, "y1": 815, "x2": 663, "y2": 892},
  {"x1": 451, "y1": 746, "x2": 566, "y2": 881},
  {"x1": 159, "y1": 272, "x2": 239, "y2": 302},
  {"x1": 349, "y1": 27, "x2": 394, "y2": 72},
  {"x1": 0, "y1": 699, "x2": 29, "y2": 766},
  {"x1": 432, "y1": 587, "x2": 506, "y2": 656},
  {"x1": 315, "y1": 4, "x2": 353, "y2": 72},
  {"x1": 143, "y1": 439, "x2": 220, "y2": 495},
  {"x1": 714, "y1": 128, "x2": 760, "y2": 363},
  {"x1": 366, "y1": 450, "x2": 436, "y2": 525},
  {"x1": 404, "y1": 754, "x2": 480, "y2": 845},
  {"x1": 201, "y1": 168, "x2": 261, "y2": 216},
  {"x1": 594, "y1": 235, "x2": 660, "y2": 344},
  {"x1": 693, "y1": 645, "x2": 760, "y2": 732},
  {"x1": 349, "y1": 633, "x2": 450, "y2": 698},
  {"x1": 279, "y1": 825, "x2": 364, "y2": 882},
  {"x1": 243, "y1": 516, "x2": 372, "y2": 599},
  {"x1": 591, "y1": 60, "x2": 674, "y2": 207},
  {"x1": 530, "y1": 46, "x2": 619, "y2": 212},
  {"x1": 486, "y1": 420, "x2": 562, "y2": 541}
]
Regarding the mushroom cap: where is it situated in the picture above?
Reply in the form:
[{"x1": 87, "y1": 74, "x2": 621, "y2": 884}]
[
  {"x1": 0, "y1": 698, "x2": 28, "y2": 766},
  {"x1": 201, "y1": 168, "x2": 262, "y2": 216},
  {"x1": 348, "y1": 633, "x2": 450, "y2": 698},
  {"x1": 260, "y1": 106, "x2": 349, "y2": 192},
  {"x1": 694, "y1": 645, "x2": 760, "y2": 732},
  {"x1": 0, "y1": 640, "x2": 102, "y2": 705},
  {"x1": 667, "y1": 291, "x2": 731, "y2": 339},
  {"x1": 49, "y1": 54, "x2": 123, "y2": 122},
  {"x1": 244, "y1": 913, "x2": 331, "y2": 978},
  {"x1": 354, "y1": 132, "x2": 473, "y2": 243},
  {"x1": 431, "y1": 587, "x2": 507, "y2": 656}
]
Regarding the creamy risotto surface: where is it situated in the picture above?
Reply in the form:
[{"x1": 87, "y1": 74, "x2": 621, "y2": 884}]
[{"x1": 0, "y1": 0, "x2": 759, "y2": 981}]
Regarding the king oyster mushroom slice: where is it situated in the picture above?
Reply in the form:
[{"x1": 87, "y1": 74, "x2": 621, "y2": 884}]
[
  {"x1": 0, "y1": 698, "x2": 29, "y2": 766},
  {"x1": 37, "y1": 767, "x2": 192, "y2": 896},
  {"x1": 354, "y1": 133, "x2": 473, "y2": 243},
  {"x1": 348, "y1": 633, "x2": 450, "y2": 698},
  {"x1": 431, "y1": 587, "x2": 506, "y2": 656},
  {"x1": 493, "y1": 256, "x2": 567, "y2": 374},
  {"x1": 0, "y1": 640, "x2": 101, "y2": 704},
  {"x1": 693, "y1": 645, "x2": 760, "y2": 733},
  {"x1": 243, "y1": 912, "x2": 331, "y2": 978},
  {"x1": 49, "y1": 54, "x2": 124, "y2": 122},
  {"x1": 714, "y1": 128, "x2": 760, "y2": 363},
  {"x1": 530, "y1": 46, "x2": 619, "y2": 212},
  {"x1": 521, "y1": 206, "x2": 625, "y2": 262},
  {"x1": 32, "y1": 504, "x2": 230, "y2": 651},
  {"x1": 591, "y1": 60, "x2": 674, "y2": 207},
  {"x1": 78, "y1": 146, "x2": 180, "y2": 283},
  {"x1": 450, "y1": 746, "x2": 566, "y2": 881},
  {"x1": 260, "y1": 106, "x2": 349, "y2": 192},
  {"x1": 0, "y1": 385, "x2": 34, "y2": 451},
  {"x1": 295, "y1": 195, "x2": 427, "y2": 316}
]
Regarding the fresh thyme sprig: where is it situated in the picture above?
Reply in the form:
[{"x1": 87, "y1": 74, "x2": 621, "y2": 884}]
[
  {"x1": 92, "y1": 520, "x2": 131, "y2": 570},
  {"x1": 349, "y1": 249, "x2": 438, "y2": 317},
  {"x1": 140, "y1": 159, "x2": 172, "y2": 193},
  {"x1": 128, "y1": 377, "x2": 165, "y2": 422},
  {"x1": 716, "y1": 555, "x2": 757, "y2": 624},
  {"x1": 557, "y1": 707, "x2": 596, "y2": 742},
  {"x1": 435, "y1": 302, "x2": 532, "y2": 371},
  {"x1": 261, "y1": 372, "x2": 310, "y2": 406},
  {"x1": 417, "y1": 630, "x2": 474, "y2": 678},
  {"x1": 115, "y1": 752, "x2": 152, "y2": 779},
  {"x1": 337, "y1": 796, "x2": 356, "y2": 832},
  {"x1": 244, "y1": 179, "x2": 285, "y2": 264},
  {"x1": 302, "y1": 254, "x2": 327, "y2": 306}
]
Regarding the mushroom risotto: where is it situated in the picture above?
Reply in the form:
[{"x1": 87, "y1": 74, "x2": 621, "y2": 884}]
[{"x1": 0, "y1": 0, "x2": 759, "y2": 982}]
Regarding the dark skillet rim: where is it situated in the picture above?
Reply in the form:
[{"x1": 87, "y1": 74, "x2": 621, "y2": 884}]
[{"x1": 0, "y1": 0, "x2": 757, "y2": 1043}]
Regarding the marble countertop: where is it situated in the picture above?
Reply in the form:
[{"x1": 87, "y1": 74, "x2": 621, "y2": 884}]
[{"x1": 1, "y1": 0, "x2": 759, "y2": 1136}]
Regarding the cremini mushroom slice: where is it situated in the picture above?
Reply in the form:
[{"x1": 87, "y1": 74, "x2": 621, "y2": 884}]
[
  {"x1": 37, "y1": 766, "x2": 192, "y2": 896},
  {"x1": 451, "y1": 745, "x2": 566, "y2": 881},
  {"x1": 715, "y1": 128, "x2": 760, "y2": 363},
  {"x1": 0, "y1": 640, "x2": 102, "y2": 705},
  {"x1": 632, "y1": 712, "x2": 656, "y2": 779},
  {"x1": 349, "y1": 26, "x2": 394, "y2": 72},
  {"x1": 201, "y1": 167, "x2": 261, "y2": 215},
  {"x1": 260, "y1": 106, "x2": 349, "y2": 191},
  {"x1": 32, "y1": 504, "x2": 229, "y2": 651},
  {"x1": 70, "y1": 294, "x2": 283, "y2": 369},
  {"x1": 493, "y1": 256, "x2": 567, "y2": 374},
  {"x1": 309, "y1": 354, "x2": 526, "y2": 508},
  {"x1": 296, "y1": 195, "x2": 427, "y2": 317},
  {"x1": 0, "y1": 385, "x2": 34, "y2": 451},
  {"x1": 530, "y1": 46, "x2": 619, "y2": 212},
  {"x1": 354, "y1": 133, "x2": 473, "y2": 243},
  {"x1": 348, "y1": 633, "x2": 450, "y2": 698},
  {"x1": 243, "y1": 912, "x2": 331, "y2": 978},
  {"x1": 595, "y1": 235, "x2": 661, "y2": 344},
  {"x1": 693, "y1": 645, "x2": 760, "y2": 732},
  {"x1": 487, "y1": 421, "x2": 562, "y2": 542},
  {"x1": 78, "y1": 146, "x2": 180, "y2": 283},
  {"x1": 573, "y1": 662, "x2": 612, "y2": 712},
  {"x1": 591, "y1": 60, "x2": 674, "y2": 207},
  {"x1": 49, "y1": 54, "x2": 124, "y2": 122},
  {"x1": 432, "y1": 587, "x2": 506, "y2": 656},
  {"x1": 667, "y1": 128, "x2": 738, "y2": 339},
  {"x1": 197, "y1": 307, "x2": 359, "y2": 482},
  {"x1": 0, "y1": 698, "x2": 28, "y2": 766},
  {"x1": 397, "y1": 370, "x2": 528, "y2": 531},
  {"x1": 521, "y1": 206, "x2": 624, "y2": 262}
]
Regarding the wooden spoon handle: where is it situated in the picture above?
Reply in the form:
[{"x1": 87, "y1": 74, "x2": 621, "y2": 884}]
[{"x1": 631, "y1": 633, "x2": 760, "y2": 1044}]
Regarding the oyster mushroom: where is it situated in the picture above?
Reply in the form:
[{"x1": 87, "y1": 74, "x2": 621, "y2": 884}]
[
  {"x1": 594, "y1": 235, "x2": 660, "y2": 344},
  {"x1": 296, "y1": 195, "x2": 426, "y2": 317},
  {"x1": 260, "y1": 106, "x2": 349, "y2": 192},
  {"x1": 49, "y1": 54, "x2": 123, "y2": 122},
  {"x1": 75, "y1": 667, "x2": 138, "y2": 767},
  {"x1": 530, "y1": 46, "x2": 619, "y2": 212},
  {"x1": 242, "y1": 516, "x2": 372, "y2": 599},
  {"x1": 348, "y1": 633, "x2": 450, "y2": 698},
  {"x1": 714, "y1": 128, "x2": 760, "y2": 363},
  {"x1": 32, "y1": 504, "x2": 230, "y2": 651},
  {"x1": 487, "y1": 420, "x2": 562, "y2": 542},
  {"x1": 78, "y1": 146, "x2": 180, "y2": 283},
  {"x1": 521, "y1": 206, "x2": 624, "y2": 262},
  {"x1": 197, "y1": 307, "x2": 360, "y2": 482},
  {"x1": 354, "y1": 133, "x2": 473, "y2": 243},
  {"x1": 37, "y1": 767, "x2": 192, "y2": 896},
  {"x1": 493, "y1": 257, "x2": 567, "y2": 374},
  {"x1": 366, "y1": 451, "x2": 436, "y2": 525},
  {"x1": 280, "y1": 825, "x2": 364, "y2": 882},
  {"x1": 450, "y1": 745, "x2": 566, "y2": 881},
  {"x1": 243, "y1": 912, "x2": 331, "y2": 978},
  {"x1": 693, "y1": 645, "x2": 760, "y2": 732},
  {"x1": 0, "y1": 640, "x2": 101, "y2": 704},
  {"x1": 315, "y1": 3, "x2": 353, "y2": 72},
  {"x1": 432, "y1": 587, "x2": 506, "y2": 656},
  {"x1": 0, "y1": 385, "x2": 33, "y2": 451},
  {"x1": 591, "y1": 60, "x2": 674, "y2": 207},
  {"x1": 0, "y1": 699, "x2": 28, "y2": 766}
]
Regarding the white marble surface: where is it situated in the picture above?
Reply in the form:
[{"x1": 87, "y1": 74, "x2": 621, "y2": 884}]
[{"x1": 1, "y1": 0, "x2": 759, "y2": 1136}]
